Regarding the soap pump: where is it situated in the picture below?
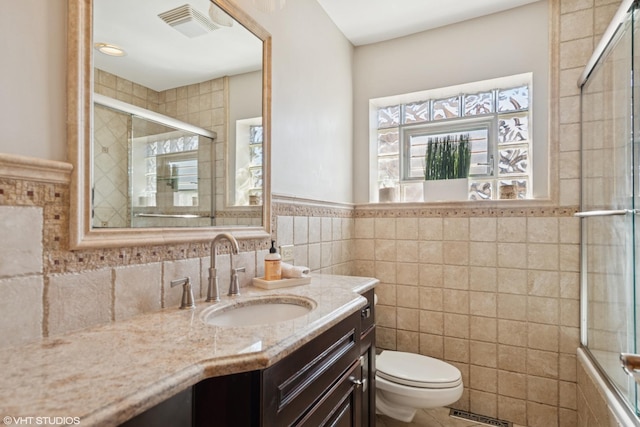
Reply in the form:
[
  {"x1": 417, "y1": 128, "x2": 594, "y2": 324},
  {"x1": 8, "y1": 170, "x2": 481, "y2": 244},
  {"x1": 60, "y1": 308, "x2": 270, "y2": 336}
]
[{"x1": 264, "y1": 240, "x2": 282, "y2": 281}]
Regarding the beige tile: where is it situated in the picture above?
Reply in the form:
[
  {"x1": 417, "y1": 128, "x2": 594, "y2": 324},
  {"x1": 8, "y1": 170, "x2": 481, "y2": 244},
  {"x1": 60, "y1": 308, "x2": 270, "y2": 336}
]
[
  {"x1": 443, "y1": 289, "x2": 469, "y2": 314},
  {"x1": 559, "y1": 354, "x2": 577, "y2": 382},
  {"x1": 321, "y1": 217, "x2": 332, "y2": 242},
  {"x1": 397, "y1": 307, "x2": 419, "y2": 331},
  {"x1": 560, "y1": 381, "x2": 577, "y2": 410},
  {"x1": 469, "y1": 266, "x2": 497, "y2": 292},
  {"x1": 469, "y1": 389, "x2": 498, "y2": 418},
  {"x1": 443, "y1": 313, "x2": 469, "y2": 339},
  {"x1": 528, "y1": 270, "x2": 560, "y2": 297},
  {"x1": 560, "y1": 272, "x2": 580, "y2": 299},
  {"x1": 419, "y1": 333, "x2": 444, "y2": 359},
  {"x1": 528, "y1": 323, "x2": 559, "y2": 352},
  {"x1": 444, "y1": 337, "x2": 469, "y2": 363},
  {"x1": 374, "y1": 239, "x2": 397, "y2": 262},
  {"x1": 397, "y1": 218, "x2": 419, "y2": 240},
  {"x1": 420, "y1": 287, "x2": 443, "y2": 311},
  {"x1": 396, "y1": 240, "x2": 419, "y2": 263},
  {"x1": 470, "y1": 340, "x2": 497, "y2": 368},
  {"x1": 0, "y1": 206, "x2": 43, "y2": 276},
  {"x1": 561, "y1": 9, "x2": 593, "y2": 42},
  {"x1": 376, "y1": 305, "x2": 397, "y2": 328},
  {"x1": 443, "y1": 241, "x2": 469, "y2": 265},
  {"x1": 497, "y1": 243, "x2": 527, "y2": 269},
  {"x1": 293, "y1": 216, "x2": 309, "y2": 245},
  {"x1": 376, "y1": 326, "x2": 396, "y2": 350},
  {"x1": 444, "y1": 218, "x2": 469, "y2": 241},
  {"x1": 419, "y1": 263, "x2": 443, "y2": 288},
  {"x1": 498, "y1": 395, "x2": 527, "y2": 426},
  {"x1": 420, "y1": 310, "x2": 443, "y2": 335},
  {"x1": 528, "y1": 376, "x2": 560, "y2": 406},
  {"x1": 528, "y1": 348, "x2": 559, "y2": 379},
  {"x1": 443, "y1": 265, "x2": 469, "y2": 290},
  {"x1": 397, "y1": 330, "x2": 419, "y2": 353},
  {"x1": 498, "y1": 370, "x2": 526, "y2": 399},
  {"x1": 559, "y1": 244, "x2": 580, "y2": 272},
  {"x1": 497, "y1": 217, "x2": 527, "y2": 243},
  {"x1": 375, "y1": 261, "x2": 396, "y2": 284},
  {"x1": 469, "y1": 291, "x2": 496, "y2": 318},
  {"x1": 48, "y1": 269, "x2": 113, "y2": 336},
  {"x1": 470, "y1": 217, "x2": 497, "y2": 242},
  {"x1": 309, "y1": 217, "x2": 323, "y2": 242},
  {"x1": 354, "y1": 239, "x2": 375, "y2": 260},
  {"x1": 469, "y1": 242, "x2": 497, "y2": 267},
  {"x1": 559, "y1": 408, "x2": 578, "y2": 427},
  {"x1": 498, "y1": 268, "x2": 528, "y2": 295},
  {"x1": 397, "y1": 263, "x2": 419, "y2": 286},
  {"x1": 527, "y1": 217, "x2": 559, "y2": 243},
  {"x1": 559, "y1": 326, "x2": 580, "y2": 354},
  {"x1": 375, "y1": 218, "x2": 396, "y2": 239},
  {"x1": 498, "y1": 319, "x2": 528, "y2": 347},
  {"x1": 418, "y1": 218, "x2": 443, "y2": 241},
  {"x1": 0, "y1": 276, "x2": 43, "y2": 348},
  {"x1": 560, "y1": 298, "x2": 580, "y2": 327},
  {"x1": 114, "y1": 263, "x2": 162, "y2": 321},
  {"x1": 527, "y1": 244, "x2": 559, "y2": 270},
  {"x1": 497, "y1": 294, "x2": 527, "y2": 321},
  {"x1": 419, "y1": 241, "x2": 443, "y2": 264},
  {"x1": 498, "y1": 345, "x2": 527, "y2": 374},
  {"x1": 396, "y1": 284, "x2": 419, "y2": 308},
  {"x1": 470, "y1": 316, "x2": 497, "y2": 343},
  {"x1": 528, "y1": 296, "x2": 560, "y2": 325},
  {"x1": 332, "y1": 217, "x2": 342, "y2": 241}
]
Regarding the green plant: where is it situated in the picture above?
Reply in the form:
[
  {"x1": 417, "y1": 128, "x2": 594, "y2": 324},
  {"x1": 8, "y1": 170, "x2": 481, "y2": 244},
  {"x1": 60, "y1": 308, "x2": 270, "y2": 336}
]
[{"x1": 424, "y1": 134, "x2": 471, "y2": 180}]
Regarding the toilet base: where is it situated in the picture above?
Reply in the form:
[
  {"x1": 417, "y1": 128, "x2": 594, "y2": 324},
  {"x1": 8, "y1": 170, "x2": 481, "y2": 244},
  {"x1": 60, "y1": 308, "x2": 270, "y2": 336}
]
[{"x1": 376, "y1": 393, "x2": 417, "y2": 422}]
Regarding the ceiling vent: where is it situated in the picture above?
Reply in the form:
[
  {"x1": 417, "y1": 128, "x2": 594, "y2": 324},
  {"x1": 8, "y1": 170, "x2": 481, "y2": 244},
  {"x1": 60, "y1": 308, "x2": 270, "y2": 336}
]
[{"x1": 158, "y1": 4, "x2": 219, "y2": 38}]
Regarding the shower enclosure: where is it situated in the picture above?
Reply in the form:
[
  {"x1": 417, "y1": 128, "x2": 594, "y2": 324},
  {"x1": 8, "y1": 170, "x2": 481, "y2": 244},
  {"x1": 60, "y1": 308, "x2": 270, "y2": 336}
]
[
  {"x1": 579, "y1": 0, "x2": 640, "y2": 416},
  {"x1": 93, "y1": 95, "x2": 216, "y2": 228}
]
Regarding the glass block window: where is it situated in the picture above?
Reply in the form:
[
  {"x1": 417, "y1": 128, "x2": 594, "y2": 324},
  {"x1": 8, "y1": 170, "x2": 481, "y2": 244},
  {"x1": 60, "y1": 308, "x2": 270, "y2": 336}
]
[{"x1": 371, "y1": 74, "x2": 532, "y2": 202}]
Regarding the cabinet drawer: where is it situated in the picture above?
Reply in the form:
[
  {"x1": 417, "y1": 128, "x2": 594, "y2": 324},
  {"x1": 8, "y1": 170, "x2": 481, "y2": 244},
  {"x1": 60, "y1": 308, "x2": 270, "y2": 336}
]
[{"x1": 262, "y1": 311, "x2": 360, "y2": 426}]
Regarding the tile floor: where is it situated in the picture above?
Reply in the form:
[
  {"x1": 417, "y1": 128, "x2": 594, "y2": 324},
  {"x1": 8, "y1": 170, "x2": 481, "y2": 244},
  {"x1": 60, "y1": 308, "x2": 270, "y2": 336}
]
[{"x1": 376, "y1": 407, "x2": 527, "y2": 427}]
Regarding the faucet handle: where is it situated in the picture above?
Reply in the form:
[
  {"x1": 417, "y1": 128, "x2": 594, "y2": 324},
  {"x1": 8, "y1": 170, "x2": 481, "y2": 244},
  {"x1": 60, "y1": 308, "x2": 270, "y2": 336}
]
[
  {"x1": 228, "y1": 267, "x2": 245, "y2": 296},
  {"x1": 170, "y1": 276, "x2": 195, "y2": 310}
]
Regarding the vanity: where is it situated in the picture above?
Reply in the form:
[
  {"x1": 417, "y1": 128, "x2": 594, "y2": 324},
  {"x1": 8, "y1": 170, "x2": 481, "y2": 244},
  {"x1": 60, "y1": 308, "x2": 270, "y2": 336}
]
[{"x1": 0, "y1": 275, "x2": 377, "y2": 427}]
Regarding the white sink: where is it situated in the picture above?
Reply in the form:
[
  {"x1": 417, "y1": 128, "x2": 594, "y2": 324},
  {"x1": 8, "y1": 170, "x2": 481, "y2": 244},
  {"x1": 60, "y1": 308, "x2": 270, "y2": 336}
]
[{"x1": 201, "y1": 295, "x2": 316, "y2": 327}]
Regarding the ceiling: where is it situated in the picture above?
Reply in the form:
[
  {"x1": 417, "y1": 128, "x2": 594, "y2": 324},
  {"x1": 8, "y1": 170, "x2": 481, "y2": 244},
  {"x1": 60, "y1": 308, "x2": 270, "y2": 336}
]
[
  {"x1": 93, "y1": 0, "x2": 542, "y2": 91},
  {"x1": 317, "y1": 0, "x2": 543, "y2": 46}
]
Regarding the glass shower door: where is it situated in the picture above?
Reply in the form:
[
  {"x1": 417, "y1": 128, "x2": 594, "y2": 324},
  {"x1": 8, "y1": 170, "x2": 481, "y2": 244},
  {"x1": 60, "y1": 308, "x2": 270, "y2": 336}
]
[{"x1": 580, "y1": 4, "x2": 637, "y2": 411}]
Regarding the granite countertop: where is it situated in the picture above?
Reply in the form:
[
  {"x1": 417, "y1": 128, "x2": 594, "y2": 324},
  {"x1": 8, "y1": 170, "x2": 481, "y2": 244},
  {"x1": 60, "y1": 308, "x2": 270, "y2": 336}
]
[{"x1": 0, "y1": 274, "x2": 378, "y2": 427}]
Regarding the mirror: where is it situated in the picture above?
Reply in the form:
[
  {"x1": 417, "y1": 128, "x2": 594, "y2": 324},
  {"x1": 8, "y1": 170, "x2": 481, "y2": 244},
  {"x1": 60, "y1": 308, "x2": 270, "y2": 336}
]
[{"x1": 67, "y1": 0, "x2": 271, "y2": 248}]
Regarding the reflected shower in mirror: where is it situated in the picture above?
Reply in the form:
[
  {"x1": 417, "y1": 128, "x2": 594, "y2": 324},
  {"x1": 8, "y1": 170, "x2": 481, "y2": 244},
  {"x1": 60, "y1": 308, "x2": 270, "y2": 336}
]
[{"x1": 92, "y1": 0, "x2": 265, "y2": 228}]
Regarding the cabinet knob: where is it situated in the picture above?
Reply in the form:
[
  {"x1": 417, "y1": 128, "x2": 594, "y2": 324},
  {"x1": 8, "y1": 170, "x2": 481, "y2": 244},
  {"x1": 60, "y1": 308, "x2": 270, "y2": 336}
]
[{"x1": 361, "y1": 306, "x2": 371, "y2": 319}]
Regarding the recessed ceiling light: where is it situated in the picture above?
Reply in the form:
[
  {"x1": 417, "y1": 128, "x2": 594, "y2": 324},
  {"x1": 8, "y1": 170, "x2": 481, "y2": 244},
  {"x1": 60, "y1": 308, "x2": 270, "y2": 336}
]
[{"x1": 94, "y1": 43, "x2": 126, "y2": 57}]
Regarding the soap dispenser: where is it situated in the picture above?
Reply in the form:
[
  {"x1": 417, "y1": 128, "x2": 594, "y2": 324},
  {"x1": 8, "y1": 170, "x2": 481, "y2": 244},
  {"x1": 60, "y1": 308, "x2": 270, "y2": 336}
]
[{"x1": 264, "y1": 240, "x2": 282, "y2": 281}]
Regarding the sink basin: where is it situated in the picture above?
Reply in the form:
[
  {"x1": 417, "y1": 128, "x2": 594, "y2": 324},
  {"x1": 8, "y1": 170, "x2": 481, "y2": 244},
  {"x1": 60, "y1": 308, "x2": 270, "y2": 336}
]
[{"x1": 202, "y1": 295, "x2": 316, "y2": 327}]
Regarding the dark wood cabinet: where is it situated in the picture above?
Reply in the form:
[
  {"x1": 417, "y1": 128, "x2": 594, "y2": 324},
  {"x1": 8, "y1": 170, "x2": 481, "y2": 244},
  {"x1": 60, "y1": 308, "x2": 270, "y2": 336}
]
[{"x1": 121, "y1": 289, "x2": 377, "y2": 427}]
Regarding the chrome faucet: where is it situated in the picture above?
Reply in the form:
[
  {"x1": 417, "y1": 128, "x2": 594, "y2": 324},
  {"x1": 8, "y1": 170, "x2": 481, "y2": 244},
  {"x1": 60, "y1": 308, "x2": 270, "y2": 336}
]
[{"x1": 206, "y1": 233, "x2": 244, "y2": 301}]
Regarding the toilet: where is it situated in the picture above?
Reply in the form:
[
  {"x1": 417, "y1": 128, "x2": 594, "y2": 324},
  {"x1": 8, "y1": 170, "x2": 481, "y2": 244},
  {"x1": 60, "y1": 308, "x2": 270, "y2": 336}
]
[{"x1": 375, "y1": 350, "x2": 463, "y2": 422}]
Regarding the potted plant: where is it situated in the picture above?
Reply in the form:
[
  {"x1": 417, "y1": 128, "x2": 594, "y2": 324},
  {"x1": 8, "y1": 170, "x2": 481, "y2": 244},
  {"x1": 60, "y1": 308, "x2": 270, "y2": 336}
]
[{"x1": 423, "y1": 134, "x2": 471, "y2": 202}]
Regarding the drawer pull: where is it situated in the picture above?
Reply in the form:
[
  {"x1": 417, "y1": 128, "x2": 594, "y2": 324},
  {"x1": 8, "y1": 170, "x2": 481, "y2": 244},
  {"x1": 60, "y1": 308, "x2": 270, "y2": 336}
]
[
  {"x1": 349, "y1": 377, "x2": 363, "y2": 387},
  {"x1": 361, "y1": 307, "x2": 371, "y2": 319}
]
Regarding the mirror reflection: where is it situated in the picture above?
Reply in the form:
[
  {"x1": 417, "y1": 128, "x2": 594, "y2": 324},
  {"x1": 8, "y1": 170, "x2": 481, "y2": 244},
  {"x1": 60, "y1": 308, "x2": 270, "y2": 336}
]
[{"x1": 92, "y1": 0, "x2": 264, "y2": 228}]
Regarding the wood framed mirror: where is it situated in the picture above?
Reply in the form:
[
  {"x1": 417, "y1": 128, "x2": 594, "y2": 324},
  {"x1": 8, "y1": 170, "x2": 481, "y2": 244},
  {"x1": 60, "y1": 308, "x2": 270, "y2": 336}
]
[{"x1": 67, "y1": 0, "x2": 271, "y2": 249}]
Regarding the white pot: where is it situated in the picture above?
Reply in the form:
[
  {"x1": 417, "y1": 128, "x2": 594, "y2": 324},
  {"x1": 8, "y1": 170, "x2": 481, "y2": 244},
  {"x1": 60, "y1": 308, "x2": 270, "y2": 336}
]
[{"x1": 423, "y1": 178, "x2": 469, "y2": 202}]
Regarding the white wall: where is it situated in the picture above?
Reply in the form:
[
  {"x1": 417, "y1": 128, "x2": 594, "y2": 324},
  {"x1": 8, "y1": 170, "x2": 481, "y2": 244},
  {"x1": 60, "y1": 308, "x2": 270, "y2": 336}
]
[
  {"x1": 237, "y1": 0, "x2": 355, "y2": 204},
  {"x1": 352, "y1": 1, "x2": 549, "y2": 203},
  {"x1": 0, "y1": 0, "x2": 67, "y2": 161}
]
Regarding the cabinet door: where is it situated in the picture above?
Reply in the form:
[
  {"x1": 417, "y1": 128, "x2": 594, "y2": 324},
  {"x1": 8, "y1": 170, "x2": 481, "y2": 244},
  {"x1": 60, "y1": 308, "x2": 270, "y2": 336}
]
[{"x1": 296, "y1": 360, "x2": 362, "y2": 427}]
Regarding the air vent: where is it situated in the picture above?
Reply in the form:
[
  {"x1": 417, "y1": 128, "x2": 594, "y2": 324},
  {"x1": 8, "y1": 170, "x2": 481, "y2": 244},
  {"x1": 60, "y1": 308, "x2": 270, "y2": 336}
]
[{"x1": 158, "y1": 4, "x2": 218, "y2": 38}]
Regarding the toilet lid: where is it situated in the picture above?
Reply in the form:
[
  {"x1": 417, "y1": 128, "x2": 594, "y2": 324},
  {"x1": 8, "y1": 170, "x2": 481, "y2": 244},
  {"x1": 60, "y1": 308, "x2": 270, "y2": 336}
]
[{"x1": 376, "y1": 351, "x2": 462, "y2": 389}]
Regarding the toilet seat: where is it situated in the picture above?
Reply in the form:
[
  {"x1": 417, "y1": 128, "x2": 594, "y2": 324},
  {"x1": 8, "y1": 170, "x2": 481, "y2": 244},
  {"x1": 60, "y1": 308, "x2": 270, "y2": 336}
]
[{"x1": 376, "y1": 351, "x2": 462, "y2": 389}]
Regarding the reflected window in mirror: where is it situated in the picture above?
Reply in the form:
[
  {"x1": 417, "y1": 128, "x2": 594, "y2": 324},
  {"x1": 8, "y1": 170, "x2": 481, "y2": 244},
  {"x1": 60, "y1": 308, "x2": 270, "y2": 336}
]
[{"x1": 234, "y1": 118, "x2": 263, "y2": 206}]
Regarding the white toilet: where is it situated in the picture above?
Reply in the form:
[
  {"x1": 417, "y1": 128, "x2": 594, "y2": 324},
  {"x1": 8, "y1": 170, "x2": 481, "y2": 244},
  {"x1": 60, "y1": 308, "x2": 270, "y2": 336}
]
[{"x1": 375, "y1": 350, "x2": 464, "y2": 422}]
